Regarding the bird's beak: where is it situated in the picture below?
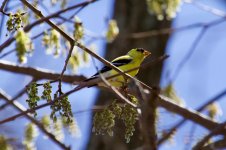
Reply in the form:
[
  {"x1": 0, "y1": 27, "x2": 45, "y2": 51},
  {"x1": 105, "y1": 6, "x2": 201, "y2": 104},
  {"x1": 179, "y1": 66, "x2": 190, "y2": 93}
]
[{"x1": 143, "y1": 50, "x2": 151, "y2": 56}]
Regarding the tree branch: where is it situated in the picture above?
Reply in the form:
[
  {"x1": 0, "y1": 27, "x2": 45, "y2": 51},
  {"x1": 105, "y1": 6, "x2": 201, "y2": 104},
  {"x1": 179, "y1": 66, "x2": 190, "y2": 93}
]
[
  {"x1": 0, "y1": 60, "x2": 86, "y2": 83},
  {"x1": 14, "y1": 1, "x2": 226, "y2": 145},
  {"x1": 129, "y1": 18, "x2": 225, "y2": 39},
  {"x1": 157, "y1": 95, "x2": 220, "y2": 131},
  {"x1": 184, "y1": 0, "x2": 226, "y2": 17},
  {"x1": 192, "y1": 121, "x2": 226, "y2": 149},
  {"x1": 158, "y1": 88, "x2": 226, "y2": 145},
  {"x1": 0, "y1": 83, "x2": 221, "y2": 137},
  {"x1": 201, "y1": 138, "x2": 226, "y2": 150},
  {"x1": 0, "y1": 0, "x2": 97, "y2": 52},
  {"x1": 0, "y1": 89, "x2": 70, "y2": 150},
  {"x1": 135, "y1": 82, "x2": 158, "y2": 150},
  {"x1": 58, "y1": 43, "x2": 75, "y2": 94},
  {"x1": 0, "y1": 0, "x2": 9, "y2": 16},
  {"x1": 0, "y1": 78, "x2": 35, "y2": 111},
  {"x1": 19, "y1": 0, "x2": 132, "y2": 81}
]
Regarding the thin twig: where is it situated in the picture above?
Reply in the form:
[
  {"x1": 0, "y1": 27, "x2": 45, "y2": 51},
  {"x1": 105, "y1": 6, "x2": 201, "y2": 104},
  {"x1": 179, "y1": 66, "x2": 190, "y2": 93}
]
[
  {"x1": 184, "y1": 0, "x2": 226, "y2": 17},
  {"x1": 58, "y1": 43, "x2": 75, "y2": 94},
  {"x1": 0, "y1": 78, "x2": 36, "y2": 111},
  {"x1": 20, "y1": 0, "x2": 131, "y2": 81},
  {"x1": 192, "y1": 121, "x2": 226, "y2": 149},
  {"x1": 135, "y1": 81, "x2": 158, "y2": 150},
  {"x1": 0, "y1": 0, "x2": 8, "y2": 10},
  {"x1": 0, "y1": 0, "x2": 97, "y2": 53},
  {"x1": 170, "y1": 27, "x2": 207, "y2": 82},
  {"x1": 0, "y1": 89, "x2": 70, "y2": 150},
  {"x1": 0, "y1": 0, "x2": 9, "y2": 42},
  {"x1": 0, "y1": 0, "x2": 10, "y2": 16},
  {"x1": 201, "y1": 138, "x2": 226, "y2": 150},
  {"x1": 12, "y1": 1, "x2": 225, "y2": 145},
  {"x1": 0, "y1": 60, "x2": 86, "y2": 83},
  {"x1": 184, "y1": 124, "x2": 197, "y2": 150},
  {"x1": 90, "y1": 56, "x2": 137, "y2": 107},
  {"x1": 129, "y1": 18, "x2": 225, "y2": 39},
  {"x1": 0, "y1": 72, "x2": 221, "y2": 134},
  {"x1": 157, "y1": 95, "x2": 219, "y2": 131},
  {"x1": 158, "y1": 88, "x2": 226, "y2": 145},
  {"x1": 0, "y1": 49, "x2": 15, "y2": 59}
]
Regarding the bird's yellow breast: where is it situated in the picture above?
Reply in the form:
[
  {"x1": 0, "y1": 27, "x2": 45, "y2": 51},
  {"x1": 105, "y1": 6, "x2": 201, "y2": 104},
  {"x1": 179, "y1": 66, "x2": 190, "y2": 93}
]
[{"x1": 100, "y1": 60, "x2": 140, "y2": 87}]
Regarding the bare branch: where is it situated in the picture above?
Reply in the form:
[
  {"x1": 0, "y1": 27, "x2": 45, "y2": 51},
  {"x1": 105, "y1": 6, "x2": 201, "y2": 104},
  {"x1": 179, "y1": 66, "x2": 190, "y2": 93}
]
[
  {"x1": 0, "y1": 0, "x2": 10, "y2": 16},
  {"x1": 0, "y1": 60, "x2": 86, "y2": 83},
  {"x1": 58, "y1": 43, "x2": 75, "y2": 94},
  {"x1": 19, "y1": 0, "x2": 133, "y2": 82},
  {"x1": 0, "y1": 0, "x2": 97, "y2": 52},
  {"x1": 129, "y1": 18, "x2": 225, "y2": 39},
  {"x1": 0, "y1": 84, "x2": 87, "y2": 125},
  {"x1": 158, "y1": 88, "x2": 226, "y2": 145},
  {"x1": 192, "y1": 121, "x2": 226, "y2": 149},
  {"x1": 98, "y1": 71, "x2": 137, "y2": 108},
  {"x1": 201, "y1": 138, "x2": 226, "y2": 150},
  {"x1": 0, "y1": 82, "x2": 221, "y2": 136},
  {"x1": 184, "y1": 0, "x2": 226, "y2": 17},
  {"x1": 4, "y1": 2, "x2": 222, "y2": 147},
  {"x1": 0, "y1": 78, "x2": 35, "y2": 111},
  {"x1": 0, "y1": 89, "x2": 70, "y2": 150},
  {"x1": 135, "y1": 82, "x2": 158, "y2": 150},
  {"x1": 170, "y1": 27, "x2": 207, "y2": 82},
  {"x1": 158, "y1": 95, "x2": 220, "y2": 130}
]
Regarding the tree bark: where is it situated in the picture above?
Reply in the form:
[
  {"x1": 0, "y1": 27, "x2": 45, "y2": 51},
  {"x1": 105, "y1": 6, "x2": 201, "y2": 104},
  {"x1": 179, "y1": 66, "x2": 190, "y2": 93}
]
[{"x1": 87, "y1": 0, "x2": 171, "y2": 149}]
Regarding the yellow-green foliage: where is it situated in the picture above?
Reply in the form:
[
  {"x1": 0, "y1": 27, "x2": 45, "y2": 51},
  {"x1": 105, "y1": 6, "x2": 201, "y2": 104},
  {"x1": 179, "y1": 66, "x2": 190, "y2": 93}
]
[
  {"x1": 206, "y1": 102, "x2": 222, "y2": 120},
  {"x1": 162, "y1": 84, "x2": 184, "y2": 106},
  {"x1": 0, "y1": 135, "x2": 13, "y2": 150},
  {"x1": 68, "y1": 47, "x2": 81, "y2": 73},
  {"x1": 41, "y1": 115, "x2": 51, "y2": 130},
  {"x1": 23, "y1": 123, "x2": 38, "y2": 150},
  {"x1": 50, "y1": 93, "x2": 73, "y2": 124},
  {"x1": 68, "y1": 45, "x2": 93, "y2": 73},
  {"x1": 41, "y1": 81, "x2": 52, "y2": 102},
  {"x1": 111, "y1": 101, "x2": 122, "y2": 118},
  {"x1": 15, "y1": 30, "x2": 33, "y2": 63},
  {"x1": 62, "y1": 117, "x2": 81, "y2": 138},
  {"x1": 40, "y1": 115, "x2": 81, "y2": 140},
  {"x1": 121, "y1": 95, "x2": 138, "y2": 143},
  {"x1": 73, "y1": 16, "x2": 84, "y2": 41},
  {"x1": 26, "y1": 81, "x2": 73, "y2": 125},
  {"x1": 146, "y1": 0, "x2": 181, "y2": 20},
  {"x1": 93, "y1": 95, "x2": 139, "y2": 143},
  {"x1": 106, "y1": 19, "x2": 119, "y2": 43},
  {"x1": 51, "y1": 0, "x2": 68, "y2": 8},
  {"x1": 53, "y1": 119, "x2": 64, "y2": 141},
  {"x1": 17, "y1": 9, "x2": 29, "y2": 26},
  {"x1": 6, "y1": 12, "x2": 25, "y2": 33},
  {"x1": 50, "y1": 29, "x2": 61, "y2": 56},
  {"x1": 93, "y1": 109, "x2": 115, "y2": 136},
  {"x1": 42, "y1": 31, "x2": 51, "y2": 49},
  {"x1": 26, "y1": 82, "x2": 40, "y2": 117},
  {"x1": 42, "y1": 29, "x2": 61, "y2": 57}
]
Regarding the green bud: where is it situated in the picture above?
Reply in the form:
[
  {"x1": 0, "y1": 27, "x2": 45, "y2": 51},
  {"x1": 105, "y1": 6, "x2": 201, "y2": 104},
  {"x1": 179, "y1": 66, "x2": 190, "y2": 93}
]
[
  {"x1": 106, "y1": 19, "x2": 119, "y2": 43},
  {"x1": 26, "y1": 82, "x2": 40, "y2": 117}
]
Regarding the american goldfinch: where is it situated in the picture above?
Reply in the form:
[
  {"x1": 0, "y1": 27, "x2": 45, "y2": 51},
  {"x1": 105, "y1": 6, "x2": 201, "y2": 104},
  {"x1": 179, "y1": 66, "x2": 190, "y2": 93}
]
[{"x1": 86, "y1": 48, "x2": 151, "y2": 87}]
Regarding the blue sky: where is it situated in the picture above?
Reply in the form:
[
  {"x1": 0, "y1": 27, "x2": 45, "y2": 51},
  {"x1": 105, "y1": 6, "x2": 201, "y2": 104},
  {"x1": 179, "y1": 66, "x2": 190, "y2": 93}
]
[
  {"x1": 1, "y1": 0, "x2": 226, "y2": 150},
  {"x1": 160, "y1": 0, "x2": 226, "y2": 149}
]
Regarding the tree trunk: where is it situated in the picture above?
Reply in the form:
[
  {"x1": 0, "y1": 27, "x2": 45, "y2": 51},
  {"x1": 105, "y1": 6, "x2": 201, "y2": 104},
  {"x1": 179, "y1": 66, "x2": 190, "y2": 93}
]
[{"x1": 87, "y1": 0, "x2": 171, "y2": 149}]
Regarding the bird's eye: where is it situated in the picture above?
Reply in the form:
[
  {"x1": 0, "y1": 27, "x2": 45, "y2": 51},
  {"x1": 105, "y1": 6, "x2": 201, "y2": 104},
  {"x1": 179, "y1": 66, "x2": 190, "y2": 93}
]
[{"x1": 136, "y1": 48, "x2": 144, "y2": 53}]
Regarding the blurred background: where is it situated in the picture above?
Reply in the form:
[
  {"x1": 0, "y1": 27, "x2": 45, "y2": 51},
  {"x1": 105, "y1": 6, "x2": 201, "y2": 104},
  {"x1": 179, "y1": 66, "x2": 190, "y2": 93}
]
[{"x1": 0, "y1": 0, "x2": 226, "y2": 150}]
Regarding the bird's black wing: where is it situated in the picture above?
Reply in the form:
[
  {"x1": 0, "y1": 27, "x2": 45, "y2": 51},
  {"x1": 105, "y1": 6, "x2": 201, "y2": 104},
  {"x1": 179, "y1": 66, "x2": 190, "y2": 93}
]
[
  {"x1": 93, "y1": 58, "x2": 132, "y2": 76},
  {"x1": 85, "y1": 58, "x2": 132, "y2": 82}
]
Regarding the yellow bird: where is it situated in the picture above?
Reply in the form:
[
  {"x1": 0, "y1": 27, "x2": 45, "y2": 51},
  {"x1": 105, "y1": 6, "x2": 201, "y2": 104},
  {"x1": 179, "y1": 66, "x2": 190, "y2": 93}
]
[{"x1": 86, "y1": 48, "x2": 151, "y2": 87}]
